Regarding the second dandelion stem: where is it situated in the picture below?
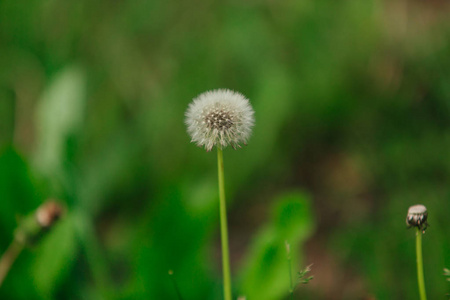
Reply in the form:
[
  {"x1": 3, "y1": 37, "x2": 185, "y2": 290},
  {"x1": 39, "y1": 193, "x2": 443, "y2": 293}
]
[
  {"x1": 416, "y1": 228, "x2": 427, "y2": 300},
  {"x1": 217, "y1": 147, "x2": 232, "y2": 300}
]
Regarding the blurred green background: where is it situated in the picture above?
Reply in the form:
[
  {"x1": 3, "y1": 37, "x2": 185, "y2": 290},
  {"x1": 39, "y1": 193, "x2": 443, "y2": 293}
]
[{"x1": 0, "y1": 0, "x2": 449, "y2": 299}]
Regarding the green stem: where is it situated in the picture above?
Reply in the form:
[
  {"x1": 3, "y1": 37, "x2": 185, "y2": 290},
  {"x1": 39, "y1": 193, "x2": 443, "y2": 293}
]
[
  {"x1": 416, "y1": 228, "x2": 427, "y2": 300},
  {"x1": 217, "y1": 147, "x2": 232, "y2": 300},
  {"x1": 287, "y1": 251, "x2": 294, "y2": 300},
  {"x1": 0, "y1": 239, "x2": 24, "y2": 287},
  {"x1": 168, "y1": 270, "x2": 184, "y2": 300},
  {"x1": 74, "y1": 211, "x2": 111, "y2": 299}
]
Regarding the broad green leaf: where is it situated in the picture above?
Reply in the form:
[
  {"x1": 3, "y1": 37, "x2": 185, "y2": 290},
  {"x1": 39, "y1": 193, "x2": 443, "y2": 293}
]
[
  {"x1": 0, "y1": 148, "x2": 40, "y2": 234},
  {"x1": 128, "y1": 184, "x2": 217, "y2": 300},
  {"x1": 239, "y1": 191, "x2": 315, "y2": 300},
  {"x1": 32, "y1": 214, "x2": 78, "y2": 297}
]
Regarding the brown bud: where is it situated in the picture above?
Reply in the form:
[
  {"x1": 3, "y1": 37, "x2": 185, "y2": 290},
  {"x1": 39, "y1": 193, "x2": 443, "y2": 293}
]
[{"x1": 35, "y1": 200, "x2": 64, "y2": 228}]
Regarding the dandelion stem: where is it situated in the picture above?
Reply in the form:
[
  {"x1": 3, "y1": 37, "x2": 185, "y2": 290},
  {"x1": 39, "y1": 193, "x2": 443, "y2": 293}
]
[
  {"x1": 217, "y1": 147, "x2": 232, "y2": 300},
  {"x1": 0, "y1": 239, "x2": 24, "y2": 287},
  {"x1": 416, "y1": 228, "x2": 427, "y2": 300}
]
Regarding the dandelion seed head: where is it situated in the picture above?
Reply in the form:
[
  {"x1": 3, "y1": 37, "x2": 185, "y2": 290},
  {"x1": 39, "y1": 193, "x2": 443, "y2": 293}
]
[{"x1": 185, "y1": 89, "x2": 254, "y2": 151}]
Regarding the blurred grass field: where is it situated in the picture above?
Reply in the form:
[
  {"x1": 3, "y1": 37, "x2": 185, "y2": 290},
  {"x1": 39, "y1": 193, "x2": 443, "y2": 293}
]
[{"x1": 0, "y1": 0, "x2": 450, "y2": 299}]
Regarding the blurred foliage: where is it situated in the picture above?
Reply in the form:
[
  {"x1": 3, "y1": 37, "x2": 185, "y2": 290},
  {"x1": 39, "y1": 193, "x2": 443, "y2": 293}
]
[
  {"x1": 239, "y1": 192, "x2": 314, "y2": 300},
  {"x1": 0, "y1": 0, "x2": 450, "y2": 299}
]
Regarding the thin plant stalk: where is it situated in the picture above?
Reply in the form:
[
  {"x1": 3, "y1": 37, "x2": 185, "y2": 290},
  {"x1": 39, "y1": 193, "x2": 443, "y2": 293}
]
[
  {"x1": 75, "y1": 211, "x2": 112, "y2": 299},
  {"x1": 416, "y1": 228, "x2": 427, "y2": 300},
  {"x1": 217, "y1": 147, "x2": 232, "y2": 300},
  {"x1": 286, "y1": 243, "x2": 294, "y2": 300},
  {"x1": 168, "y1": 270, "x2": 184, "y2": 300},
  {"x1": 0, "y1": 239, "x2": 24, "y2": 287}
]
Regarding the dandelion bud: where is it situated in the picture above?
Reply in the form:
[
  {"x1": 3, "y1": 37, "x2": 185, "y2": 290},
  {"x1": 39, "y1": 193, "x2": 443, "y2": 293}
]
[
  {"x1": 406, "y1": 204, "x2": 428, "y2": 231},
  {"x1": 185, "y1": 89, "x2": 254, "y2": 151}
]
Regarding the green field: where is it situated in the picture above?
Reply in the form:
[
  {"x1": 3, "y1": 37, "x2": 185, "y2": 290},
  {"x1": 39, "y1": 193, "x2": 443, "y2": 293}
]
[{"x1": 0, "y1": 1, "x2": 449, "y2": 299}]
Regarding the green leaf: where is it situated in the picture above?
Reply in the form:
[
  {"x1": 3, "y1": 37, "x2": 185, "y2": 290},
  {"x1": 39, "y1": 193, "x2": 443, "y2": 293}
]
[
  {"x1": 33, "y1": 66, "x2": 86, "y2": 179},
  {"x1": 31, "y1": 214, "x2": 78, "y2": 297},
  {"x1": 239, "y1": 191, "x2": 315, "y2": 300},
  {"x1": 0, "y1": 148, "x2": 40, "y2": 234}
]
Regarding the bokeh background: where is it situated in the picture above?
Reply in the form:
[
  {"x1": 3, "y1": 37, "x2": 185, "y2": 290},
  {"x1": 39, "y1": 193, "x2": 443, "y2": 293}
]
[{"x1": 0, "y1": 0, "x2": 449, "y2": 299}]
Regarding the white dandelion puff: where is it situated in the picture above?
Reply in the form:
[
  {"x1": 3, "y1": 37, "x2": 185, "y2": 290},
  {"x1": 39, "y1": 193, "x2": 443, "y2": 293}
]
[{"x1": 185, "y1": 89, "x2": 255, "y2": 151}]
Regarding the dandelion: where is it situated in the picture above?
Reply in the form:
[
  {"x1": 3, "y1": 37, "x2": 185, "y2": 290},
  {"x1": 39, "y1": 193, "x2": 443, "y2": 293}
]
[
  {"x1": 407, "y1": 204, "x2": 428, "y2": 300},
  {"x1": 185, "y1": 89, "x2": 254, "y2": 152},
  {"x1": 406, "y1": 204, "x2": 428, "y2": 231},
  {"x1": 185, "y1": 89, "x2": 254, "y2": 300}
]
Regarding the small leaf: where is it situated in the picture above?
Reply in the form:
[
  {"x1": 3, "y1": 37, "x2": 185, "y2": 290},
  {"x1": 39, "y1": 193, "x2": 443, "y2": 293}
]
[{"x1": 297, "y1": 264, "x2": 314, "y2": 285}]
